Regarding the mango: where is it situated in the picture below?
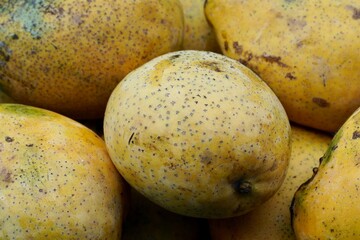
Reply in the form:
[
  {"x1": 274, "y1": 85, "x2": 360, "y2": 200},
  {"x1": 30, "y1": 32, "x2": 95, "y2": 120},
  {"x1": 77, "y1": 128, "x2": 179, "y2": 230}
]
[
  {"x1": 205, "y1": 0, "x2": 360, "y2": 133},
  {"x1": 0, "y1": 0, "x2": 183, "y2": 119},
  {"x1": 291, "y1": 107, "x2": 360, "y2": 239},
  {"x1": 179, "y1": 0, "x2": 220, "y2": 52},
  {"x1": 0, "y1": 103, "x2": 127, "y2": 239},
  {"x1": 209, "y1": 125, "x2": 331, "y2": 240},
  {"x1": 104, "y1": 50, "x2": 291, "y2": 218}
]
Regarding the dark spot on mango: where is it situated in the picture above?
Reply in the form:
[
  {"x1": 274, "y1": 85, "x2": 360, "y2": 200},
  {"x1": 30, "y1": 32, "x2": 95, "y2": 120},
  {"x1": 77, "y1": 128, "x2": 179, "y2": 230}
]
[
  {"x1": 169, "y1": 54, "x2": 180, "y2": 61},
  {"x1": 11, "y1": 34, "x2": 19, "y2": 40},
  {"x1": 128, "y1": 132, "x2": 135, "y2": 145},
  {"x1": 233, "y1": 180, "x2": 252, "y2": 194},
  {"x1": 1, "y1": 168, "x2": 12, "y2": 182},
  {"x1": 352, "y1": 130, "x2": 360, "y2": 139},
  {"x1": 232, "y1": 41, "x2": 243, "y2": 55},
  {"x1": 5, "y1": 136, "x2": 14, "y2": 142},
  {"x1": 261, "y1": 54, "x2": 289, "y2": 68},
  {"x1": 285, "y1": 72, "x2": 296, "y2": 80},
  {"x1": 199, "y1": 61, "x2": 222, "y2": 72},
  {"x1": 346, "y1": 5, "x2": 360, "y2": 19},
  {"x1": 312, "y1": 97, "x2": 330, "y2": 107},
  {"x1": 200, "y1": 150, "x2": 213, "y2": 164}
]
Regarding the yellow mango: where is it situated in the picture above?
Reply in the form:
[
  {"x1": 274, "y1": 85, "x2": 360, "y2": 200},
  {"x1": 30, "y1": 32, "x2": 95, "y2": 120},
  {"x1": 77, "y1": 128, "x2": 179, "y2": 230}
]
[
  {"x1": 0, "y1": 103, "x2": 127, "y2": 239},
  {"x1": 104, "y1": 50, "x2": 291, "y2": 218},
  {"x1": 205, "y1": 0, "x2": 360, "y2": 133},
  {"x1": 0, "y1": 0, "x2": 183, "y2": 119},
  {"x1": 179, "y1": 0, "x2": 220, "y2": 52},
  {"x1": 209, "y1": 125, "x2": 331, "y2": 240},
  {"x1": 291, "y1": 107, "x2": 360, "y2": 239}
]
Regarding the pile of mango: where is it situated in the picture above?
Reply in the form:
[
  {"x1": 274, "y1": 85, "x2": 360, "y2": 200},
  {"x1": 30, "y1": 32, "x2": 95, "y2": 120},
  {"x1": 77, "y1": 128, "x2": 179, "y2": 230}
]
[{"x1": 0, "y1": 0, "x2": 359, "y2": 239}]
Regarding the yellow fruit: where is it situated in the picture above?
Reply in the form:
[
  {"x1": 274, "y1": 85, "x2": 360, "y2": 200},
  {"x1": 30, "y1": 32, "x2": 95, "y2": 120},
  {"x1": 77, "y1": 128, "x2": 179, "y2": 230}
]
[
  {"x1": 179, "y1": 0, "x2": 220, "y2": 52},
  {"x1": 104, "y1": 50, "x2": 291, "y2": 218},
  {"x1": 291, "y1": 107, "x2": 360, "y2": 239},
  {"x1": 0, "y1": 103, "x2": 127, "y2": 239},
  {"x1": 0, "y1": 0, "x2": 183, "y2": 119},
  {"x1": 209, "y1": 124, "x2": 331, "y2": 240},
  {"x1": 205, "y1": 0, "x2": 360, "y2": 133},
  {"x1": 122, "y1": 187, "x2": 210, "y2": 240}
]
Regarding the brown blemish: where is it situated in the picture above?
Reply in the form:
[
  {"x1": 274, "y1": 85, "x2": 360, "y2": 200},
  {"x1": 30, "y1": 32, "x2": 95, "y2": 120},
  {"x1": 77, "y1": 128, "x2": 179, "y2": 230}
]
[
  {"x1": 261, "y1": 54, "x2": 289, "y2": 67},
  {"x1": 287, "y1": 18, "x2": 307, "y2": 31},
  {"x1": 1, "y1": 168, "x2": 12, "y2": 182},
  {"x1": 232, "y1": 42, "x2": 243, "y2": 55},
  {"x1": 346, "y1": 5, "x2": 360, "y2": 19},
  {"x1": 233, "y1": 180, "x2": 252, "y2": 194},
  {"x1": 285, "y1": 72, "x2": 296, "y2": 80},
  {"x1": 168, "y1": 54, "x2": 180, "y2": 61},
  {"x1": 312, "y1": 97, "x2": 330, "y2": 108},
  {"x1": 199, "y1": 61, "x2": 222, "y2": 72},
  {"x1": 5, "y1": 136, "x2": 14, "y2": 142},
  {"x1": 200, "y1": 150, "x2": 213, "y2": 164},
  {"x1": 352, "y1": 130, "x2": 360, "y2": 139}
]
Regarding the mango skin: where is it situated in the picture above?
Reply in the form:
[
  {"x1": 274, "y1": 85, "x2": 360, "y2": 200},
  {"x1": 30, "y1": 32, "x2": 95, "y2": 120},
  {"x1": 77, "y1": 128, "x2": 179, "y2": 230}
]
[
  {"x1": 205, "y1": 0, "x2": 360, "y2": 133},
  {"x1": 0, "y1": 104, "x2": 127, "y2": 239},
  {"x1": 291, "y1": 107, "x2": 360, "y2": 239},
  {"x1": 209, "y1": 125, "x2": 331, "y2": 240},
  {"x1": 104, "y1": 50, "x2": 291, "y2": 219},
  {"x1": 179, "y1": 0, "x2": 220, "y2": 52},
  {"x1": 0, "y1": 0, "x2": 183, "y2": 119}
]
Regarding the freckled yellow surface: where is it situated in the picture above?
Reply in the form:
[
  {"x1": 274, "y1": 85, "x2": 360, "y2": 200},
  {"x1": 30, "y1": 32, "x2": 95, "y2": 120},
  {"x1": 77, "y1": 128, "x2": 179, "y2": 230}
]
[
  {"x1": 209, "y1": 124, "x2": 331, "y2": 240},
  {"x1": 0, "y1": 0, "x2": 183, "y2": 119},
  {"x1": 104, "y1": 50, "x2": 291, "y2": 218},
  {"x1": 292, "y1": 107, "x2": 360, "y2": 239},
  {"x1": 205, "y1": 0, "x2": 360, "y2": 133},
  {"x1": 179, "y1": 0, "x2": 220, "y2": 52},
  {"x1": 0, "y1": 103, "x2": 126, "y2": 239}
]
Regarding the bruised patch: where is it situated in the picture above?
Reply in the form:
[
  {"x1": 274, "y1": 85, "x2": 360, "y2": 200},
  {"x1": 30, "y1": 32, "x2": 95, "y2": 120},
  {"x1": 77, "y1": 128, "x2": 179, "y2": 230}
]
[
  {"x1": 312, "y1": 97, "x2": 330, "y2": 108},
  {"x1": 198, "y1": 61, "x2": 222, "y2": 72},
  {"x1": 353, "y1": 130, "x2": 360, "y2": 139},
  {"x1": 1, "y1": 168, "x2": 12, "y2": 182},
  {"x1": 346, "y1": 5, "x2": 360, "y2": 20},
  {"x1": 233, "y1": 42, "x2": 243, "y2": 55},
  {"x1": 285, "y1": 72, "x2": 296, "y2": 80},
  {"x1": 261, "y1": 54, "x2": 289, "y2": 67}
]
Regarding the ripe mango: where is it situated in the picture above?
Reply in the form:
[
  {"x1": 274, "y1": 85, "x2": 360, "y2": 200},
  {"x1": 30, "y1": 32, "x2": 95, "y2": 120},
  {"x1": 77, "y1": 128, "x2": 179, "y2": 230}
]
[
  {"x1": 0, "y1": 0, "x2": 183, "y2": 119},
  {"x1": 209, "y1": 125, "x2": 331, "y2": 240},
  {"x1": 205, "y1": 0, "x2": 360, "y2": 132},
  {"x1": 0, "y1": 103, "x2": 127, "y2": 239},
  {"x1": 179, "y1": 0, "x2": 220, "y2": 52},
  {"x1": 104, "y1": 50, "x2": 291, "y2": 218},
  {"x1": 291, "y1": 107, "x2": 360, "y2": 239}
]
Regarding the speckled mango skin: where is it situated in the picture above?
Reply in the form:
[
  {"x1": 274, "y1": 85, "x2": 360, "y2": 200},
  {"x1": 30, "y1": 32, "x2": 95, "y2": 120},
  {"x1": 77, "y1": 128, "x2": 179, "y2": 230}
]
[
  {"x1": 291, "y1": 107, "x2": 360, "y2": 239},
  {"x1": 205, "y1": 0, "x2": 360, "y2": 133},
  {"x1": 104, "y1": 50, "x2": 291, "y2": 218},
  {"x1": 179, "y1": 0, "x2": 220, "y2": 52},
  {"x1": 0, "y1": 104, "x2": 126, "y2": 239},
  {"x1": 209, "y1": 125, "x2": 331, "y2": 240},
  {"x1": 0, "y1": 0, "x2": 183, "y2": 119}
]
